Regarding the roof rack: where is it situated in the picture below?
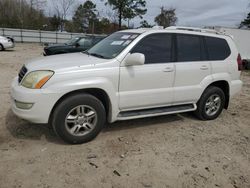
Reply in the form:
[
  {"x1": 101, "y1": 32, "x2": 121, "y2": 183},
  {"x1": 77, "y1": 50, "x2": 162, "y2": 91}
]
[{"x1": 166, "y1": 26, "x2": 225, "y2": 35}]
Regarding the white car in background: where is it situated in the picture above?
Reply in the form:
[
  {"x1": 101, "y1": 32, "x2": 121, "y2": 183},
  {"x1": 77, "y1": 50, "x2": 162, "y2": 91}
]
[{"x1": 0, "y1": 36, "x2": 15, "y2": 51}]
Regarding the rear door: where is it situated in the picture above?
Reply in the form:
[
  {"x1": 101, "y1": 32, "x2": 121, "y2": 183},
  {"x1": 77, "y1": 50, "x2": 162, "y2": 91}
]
[{"x1": 173, "y1": 34, "x2": 211, "y2": 104}]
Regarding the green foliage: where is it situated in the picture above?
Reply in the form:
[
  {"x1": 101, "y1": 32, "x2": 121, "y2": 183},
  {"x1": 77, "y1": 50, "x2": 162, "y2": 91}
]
[
  {"x1": 0, "y1": 0, "x2": 145, "y2": 34},
  {"x1": 106, "y1": 0, "x2": 147, "y2": 29},
  {"x1": 0, "y1": 0, "x2": 47, "y2": 29},
  {"x1": 139, "y1": 20, "x2": 153, "y2": 28},
  {"x1": 47, "y1": 15, "x2": 62, "y2": 31},
  {"x1": 155, "y1": 7, "x2": 177, "y2": 28},
  {"x1": 72, "y1": 0, "x2": 97, "y2": 32},
  {"x1": 240, "y1": 12, "x2": 250, "y2": 28}
]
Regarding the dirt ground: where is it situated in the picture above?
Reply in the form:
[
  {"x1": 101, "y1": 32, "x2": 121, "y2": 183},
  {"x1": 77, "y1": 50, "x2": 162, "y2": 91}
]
[{"x1": 0, "y1": 43, "x2": 249, "y2": 188}]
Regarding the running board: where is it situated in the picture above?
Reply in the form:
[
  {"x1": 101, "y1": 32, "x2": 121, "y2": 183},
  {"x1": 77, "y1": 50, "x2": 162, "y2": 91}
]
[{"x1": 117, "y1": 104, "x2": 196, "y2": 121}]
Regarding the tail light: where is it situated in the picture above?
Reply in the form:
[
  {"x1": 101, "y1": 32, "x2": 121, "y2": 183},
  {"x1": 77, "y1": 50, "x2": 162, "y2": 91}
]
[{"x1": 237, "y1": 53, "x2": 243, "y2": 71}]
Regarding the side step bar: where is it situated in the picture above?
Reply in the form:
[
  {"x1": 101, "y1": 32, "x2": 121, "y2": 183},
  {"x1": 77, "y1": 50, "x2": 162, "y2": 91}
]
[{"x1": 117, "y1": 104, "x2": 196, "y2": 121}]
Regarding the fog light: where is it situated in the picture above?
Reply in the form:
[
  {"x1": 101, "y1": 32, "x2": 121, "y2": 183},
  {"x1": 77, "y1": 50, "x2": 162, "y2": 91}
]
[{"x1": 15, "y1": 100, "x2": 33, "y2": 110}]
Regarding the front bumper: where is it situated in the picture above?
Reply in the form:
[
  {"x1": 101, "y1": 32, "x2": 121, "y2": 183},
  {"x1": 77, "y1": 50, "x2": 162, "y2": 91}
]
[
  {"x1": 4, "y1": 41, "x2": 15, "y2": 49},
  {"x1": 11, "y1": 77, "x2": 61, "y2": 124}
]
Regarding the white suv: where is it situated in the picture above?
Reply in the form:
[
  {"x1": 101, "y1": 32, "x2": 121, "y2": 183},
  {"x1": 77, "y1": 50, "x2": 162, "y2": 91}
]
[{"x1": 11, "y1": 27, "x2": 243, "y2": 144}]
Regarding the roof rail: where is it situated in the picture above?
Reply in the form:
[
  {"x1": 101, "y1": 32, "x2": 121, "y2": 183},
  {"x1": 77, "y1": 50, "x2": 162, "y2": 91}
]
[
  {"x1": 166, "y1": 26, "x2": 225, "y2": 35},
  {"x1": 152, "y1": 26, "x2": 164, "y2": 29}
]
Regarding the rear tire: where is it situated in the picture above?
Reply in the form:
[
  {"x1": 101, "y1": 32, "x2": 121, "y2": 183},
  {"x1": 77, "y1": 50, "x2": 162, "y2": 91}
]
[
  {"x1": 195, "y1": 86, "x2": 225, "y2": 120},
  {"x1": 52, "y1": 94, "x2": 106, "y2": 144}
]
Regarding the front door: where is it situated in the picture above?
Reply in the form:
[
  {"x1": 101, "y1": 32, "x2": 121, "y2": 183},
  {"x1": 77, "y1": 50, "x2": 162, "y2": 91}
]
[{"x1": 119, "y1": 33, "x2": 175, "y2": 111}]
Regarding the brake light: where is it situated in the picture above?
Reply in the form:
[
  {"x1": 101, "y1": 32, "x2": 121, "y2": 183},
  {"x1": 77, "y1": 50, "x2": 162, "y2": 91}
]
[{"x1": 237, "y1": 54, "x2": 243, "y2": 71}]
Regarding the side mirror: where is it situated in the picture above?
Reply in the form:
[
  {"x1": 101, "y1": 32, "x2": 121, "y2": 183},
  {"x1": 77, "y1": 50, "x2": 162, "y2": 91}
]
[
  {"x1": 124, "y1": 53, "x2": 145, "y2": 66},
  {"x1": 75, "y1": 42, "x2": 80, "y2": 47}
]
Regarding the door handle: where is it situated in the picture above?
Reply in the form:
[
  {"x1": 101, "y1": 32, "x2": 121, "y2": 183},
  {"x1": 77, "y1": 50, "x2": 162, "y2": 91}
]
[
  {"x1": 163, "y1": 67, "x2": 174, "y2": 72},
  {"x1": 200, "y1": 65, "x2": 209, "y2": 70}
]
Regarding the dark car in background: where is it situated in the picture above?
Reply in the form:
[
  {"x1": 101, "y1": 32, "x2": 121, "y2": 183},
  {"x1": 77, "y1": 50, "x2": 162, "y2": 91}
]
[{"x1": 43, "y1": 35, "x2": 106, "y2": 56}]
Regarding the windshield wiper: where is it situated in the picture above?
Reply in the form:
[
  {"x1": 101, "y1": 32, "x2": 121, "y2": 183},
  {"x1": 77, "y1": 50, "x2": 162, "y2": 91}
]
[
  {"x1": 82, "y1": 51, "x2": 90, "y2": 55},
  {"x1": 82, "y1": 51, "x2": 109, "y2": 59},
  {"x1": 89, "y1": 53, "x2": 108, "y2": 59}
]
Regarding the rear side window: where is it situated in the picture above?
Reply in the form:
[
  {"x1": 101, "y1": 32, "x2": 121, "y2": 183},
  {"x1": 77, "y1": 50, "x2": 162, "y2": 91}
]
[
  {"x1": 93, "y1": 37, "x2": 104, "y2": 44},
  {"x1": 131, "y1": 34, "x2": 172, "y2": 64},
  {"x1": 205, "y1": 37, "x2": 231, "y2": 61},
  {"x1": 176, "y1": 34, "x2": 204, "y2": 62},
  {"x1": 78, "y1": 38, "x2": 93, "y2": 48}
]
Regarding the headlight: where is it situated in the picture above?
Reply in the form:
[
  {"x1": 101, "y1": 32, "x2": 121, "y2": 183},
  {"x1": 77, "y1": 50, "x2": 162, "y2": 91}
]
[{"x1": 21, "y1": 70, "x2": 54, "y2": 89}]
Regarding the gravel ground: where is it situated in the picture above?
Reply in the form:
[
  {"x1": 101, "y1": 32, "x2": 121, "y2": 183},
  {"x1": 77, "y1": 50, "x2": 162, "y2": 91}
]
[{"x1": 0, "y1": 43, "x2": 250, "y2": 188}]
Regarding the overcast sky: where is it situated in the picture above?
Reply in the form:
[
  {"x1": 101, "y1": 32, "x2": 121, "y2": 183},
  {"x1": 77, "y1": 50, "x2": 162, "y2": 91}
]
[{"x1": 49, "y1": 0, "x2": 250, "y2": 28}]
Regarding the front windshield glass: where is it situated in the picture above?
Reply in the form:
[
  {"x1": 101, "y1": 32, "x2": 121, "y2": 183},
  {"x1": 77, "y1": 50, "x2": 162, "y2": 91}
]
[
  {"x1": 66, "y1": 37, "x2": 80, "y2": 45},
  {"x1": 87, "y1": 32, "x2": 140, "y2": 59}
]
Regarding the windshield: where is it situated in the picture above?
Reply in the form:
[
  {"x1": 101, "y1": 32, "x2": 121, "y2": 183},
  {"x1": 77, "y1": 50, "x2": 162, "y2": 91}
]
[
  {"x1": 87, "y1": 32, "x2": 140, "y2": 59},
  {"x1": 66, "y1": 37, "x2": 80, "y2": 45}
]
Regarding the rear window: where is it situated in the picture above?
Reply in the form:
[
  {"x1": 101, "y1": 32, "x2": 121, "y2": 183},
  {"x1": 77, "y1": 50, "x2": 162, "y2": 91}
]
[
  {"x1": 176, "y1": 34, "x2": 204, "y2": 62},
  {"x1": 205, "y1": 37, "x2": 231, "y2": 61}
]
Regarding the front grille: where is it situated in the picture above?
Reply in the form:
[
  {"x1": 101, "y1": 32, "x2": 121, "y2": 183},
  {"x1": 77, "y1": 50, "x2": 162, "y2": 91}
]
[{"x1": 18, "y1": 65, "x2": 28, "y2": 83}]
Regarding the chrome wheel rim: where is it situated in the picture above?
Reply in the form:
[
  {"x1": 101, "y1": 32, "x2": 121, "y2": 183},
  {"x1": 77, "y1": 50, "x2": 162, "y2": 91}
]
[
  {"x1": 205, "y1": 94, "x2": 221, "y2": 116},
  {"x1": 65, "y1": 105, "x2": 97, "y2": 136}
]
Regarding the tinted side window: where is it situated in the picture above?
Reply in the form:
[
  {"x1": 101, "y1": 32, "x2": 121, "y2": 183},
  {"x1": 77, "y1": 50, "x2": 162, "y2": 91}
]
[
  {"x1": 205, "y1": 37, "x2": 231, "y2": 61},
  {"x1": 78, "y1": 38, "x2": 93, "y2": 48},
  {"x1": 131, "y1": 34, "x2": 172, "y2": 64},
  {"x1": 93, "y1": 37, "x2": 104, "y2": 44},
  {"x1": 177, "y1": 34, "x2": 203, "y2": 62}
]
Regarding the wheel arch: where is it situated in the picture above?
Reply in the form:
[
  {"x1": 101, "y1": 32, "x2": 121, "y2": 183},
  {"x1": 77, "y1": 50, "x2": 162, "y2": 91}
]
[
  {"x1": 205, "y1": 80, "x2": 230, "y2": 109},
  {"x1": 49, "y1": 88, "x2": 112, "y2": 124}
]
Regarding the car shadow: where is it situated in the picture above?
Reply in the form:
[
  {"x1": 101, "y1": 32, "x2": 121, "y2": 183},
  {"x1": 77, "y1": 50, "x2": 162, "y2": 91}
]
[
  {"x1": 6, "y1": 109, "x2": 193, "y2": 145},
  {"x1": 1, "y1": 49, "x2": 15, "y2": 52}
]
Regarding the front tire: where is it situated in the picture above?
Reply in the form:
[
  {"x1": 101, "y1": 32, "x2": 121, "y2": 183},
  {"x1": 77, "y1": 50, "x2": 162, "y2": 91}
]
[
  {"x1": 0, "y1": 44, "x2": 4, "y2": 51},
  {"x1": 195, "y1": 86, "x2": 225, "y2": 120},
  {"x1": 52, "y1": 94, "x2": 106, "y2": 144}
]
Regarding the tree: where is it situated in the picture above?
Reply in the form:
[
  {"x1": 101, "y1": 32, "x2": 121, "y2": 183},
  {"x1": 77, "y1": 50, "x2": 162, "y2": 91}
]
[
  {"x1": 106, "y1": 0, "x2": 147, "y2": 29},
  {"x1": 155, "y1": 7, "x2": 177, "y2": 28},
  {"x1": 139, "y1": 20, "x2": 153, "y2": 28},
  {"x1": 52, "y1": 0, "x2": 76, "y2": 31},
  {"x1": 47, "y1": 15, "x2": 61, "y2": 31},
  {"x1": 94, "y1": 18, "x2": 111, "y2": 34},
  {"x1": 240, "y1": 12, "x2": 250, "y2": 28},
  {"x1": 0, "y1": 0, "x2": 47, "y2": 29},
  {"x1": 72, "y1": 1, "x2": 97, "y2": 33}
]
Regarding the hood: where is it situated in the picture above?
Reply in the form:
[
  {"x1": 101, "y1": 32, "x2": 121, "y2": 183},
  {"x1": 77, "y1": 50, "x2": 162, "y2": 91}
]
[
  {"x1": 25, "y1": 53, "x2": 109, "y2": 72},
  {"x1": 45, "y1": 43, "x2": 67, "y2": 48},
  {"x1": 0, "y1": 36, "x2": 7, "y2": 40}
]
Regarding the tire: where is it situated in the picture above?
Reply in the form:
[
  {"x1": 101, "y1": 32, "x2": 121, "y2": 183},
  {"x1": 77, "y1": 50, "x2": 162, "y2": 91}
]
[
  {"x1": 242, "y1": 60, "x2": 248, "y2": 70},
  {"x1": 55, "y1": 51, "x2": 67, "y2": 55},
  {"x1": 0, "y1": 44, "x2": 4, "y2": 51},
  {"x1": 195, "y1": 86, "x2": 225, "y2": 120},
  {"x1": 246, "y1": 61, "x2": 250, "y2": 70},
  {"x1": 52, "y1": 94, "x2": 106, "y2": 144}
]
